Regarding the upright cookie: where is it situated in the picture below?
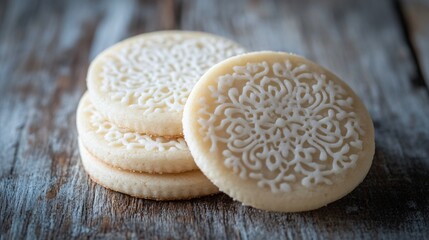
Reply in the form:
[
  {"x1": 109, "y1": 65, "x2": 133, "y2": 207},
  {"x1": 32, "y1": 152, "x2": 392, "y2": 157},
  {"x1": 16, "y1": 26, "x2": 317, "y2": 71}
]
[
  {"x1": 79, "y1": 140, "x2": 219, "y2": 200},
  {"x1": 183, "y1": 51, "x2": 375, "y2": 212},
  {"x1": 87, "y1": 31, "x2": 246, "y2": 136},
  {"x1": 77, "y1": 93, "x2": 197, "y2": 173}
]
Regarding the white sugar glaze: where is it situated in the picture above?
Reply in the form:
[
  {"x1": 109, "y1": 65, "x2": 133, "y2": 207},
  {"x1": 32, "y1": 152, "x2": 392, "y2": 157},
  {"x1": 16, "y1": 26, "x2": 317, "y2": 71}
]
[
  {"x1": 84, "y1": 101, "x2": 188, "y2": 151},
  {"x1": 99, "y1": 33, "x2": 246, "y2": 113},
  {"x1": 198, "y1": 60, "x2": 365, "y2": 193}
]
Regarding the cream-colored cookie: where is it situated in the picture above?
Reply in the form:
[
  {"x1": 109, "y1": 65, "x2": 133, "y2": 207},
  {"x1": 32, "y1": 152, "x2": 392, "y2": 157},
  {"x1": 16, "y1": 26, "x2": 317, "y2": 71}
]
[
  {"x1": 183, "y1": 51, "x2": 375, "y2": 212},
  {"x1": 77, "y1": 92, "x2": 197, "y2": 173},
  {"x1": 79, "y1": 139, "x2": 219, "y2": 200},
  {"x1": 87, "y1": 31, "x2": 246, "y2": 136}
]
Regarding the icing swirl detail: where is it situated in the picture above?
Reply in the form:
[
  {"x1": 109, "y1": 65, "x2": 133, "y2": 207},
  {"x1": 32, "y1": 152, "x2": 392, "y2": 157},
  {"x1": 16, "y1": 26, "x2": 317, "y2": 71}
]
[
  {"x1": 84, "y1": 102, "x2": 188, "y2": 151},
  {"x1": 100, "y1": 34, "x2": 246, "y2": 113},
  {"x1": 198, "y1": 60, "x2": 364, "y2": 193}
]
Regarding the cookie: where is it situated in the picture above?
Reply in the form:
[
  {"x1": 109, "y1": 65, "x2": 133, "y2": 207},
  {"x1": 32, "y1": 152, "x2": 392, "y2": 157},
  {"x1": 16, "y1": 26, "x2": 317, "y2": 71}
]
[
  {"x1": 77, "y1": 92, "x2": 197, "y2": 173},
  {"x1": 79, "y1": 139, "x2": 219, "y2": 200},
  {"x1": 87, "y1": 31, "x2": 246, "y2": 137},
  {"x1": 183, "y1": 51, "x2": 375, "y2": 212}
]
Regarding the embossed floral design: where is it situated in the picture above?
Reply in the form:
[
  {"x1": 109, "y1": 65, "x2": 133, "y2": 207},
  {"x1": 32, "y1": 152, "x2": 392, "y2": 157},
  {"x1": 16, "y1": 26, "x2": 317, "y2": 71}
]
[
  {"x1": 100, "y1": 34, "x2": 246, "y2": 113},
  {"x1": 198, "y1": 60, "x2": 364, "y2": 193},
  {"x1": 84, "y1": 103, "x2": 188, "y2": 151}
]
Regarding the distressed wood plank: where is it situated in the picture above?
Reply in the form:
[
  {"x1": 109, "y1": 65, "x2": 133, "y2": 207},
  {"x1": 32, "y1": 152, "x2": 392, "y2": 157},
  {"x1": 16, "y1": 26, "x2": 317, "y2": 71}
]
[
  {"x1": 181, "y1": 0, "x2": 429, "y2": 238},
  {"x1": 0, "y1": 0, "x2": 428, "y2": 239},
  {"x1": 400, "y1": 0, "x2": 429, "y2": 89}
]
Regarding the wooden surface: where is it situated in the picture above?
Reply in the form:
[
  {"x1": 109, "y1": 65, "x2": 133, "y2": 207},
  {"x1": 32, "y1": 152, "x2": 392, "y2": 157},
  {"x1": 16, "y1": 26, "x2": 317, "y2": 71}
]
[{"x1": 1, "y1": 0, "x2": 429, "y2": 239}]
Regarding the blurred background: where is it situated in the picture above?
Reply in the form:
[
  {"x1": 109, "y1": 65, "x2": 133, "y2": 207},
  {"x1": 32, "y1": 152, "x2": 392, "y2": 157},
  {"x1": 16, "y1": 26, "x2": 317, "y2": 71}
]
[{"x1": 1, "y1": 0, "x2": 428, "y2": 239}]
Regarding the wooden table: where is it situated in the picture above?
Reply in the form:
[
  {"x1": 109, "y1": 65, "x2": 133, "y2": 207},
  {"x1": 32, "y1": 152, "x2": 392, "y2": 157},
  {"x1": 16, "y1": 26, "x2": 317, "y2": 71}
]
[{"x1": 1, "y1": 0, "x2": 428, "y2": 239}]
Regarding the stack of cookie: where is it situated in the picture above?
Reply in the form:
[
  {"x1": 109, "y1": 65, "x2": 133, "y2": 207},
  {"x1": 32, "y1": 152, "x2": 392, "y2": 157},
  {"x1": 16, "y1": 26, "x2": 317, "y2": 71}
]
[
  {"x1": 77, "y1": 31, "x2": 246, "y2": 200},
  {"x1": 78, "y1": 30, "x2": 375, "y2": 212}
]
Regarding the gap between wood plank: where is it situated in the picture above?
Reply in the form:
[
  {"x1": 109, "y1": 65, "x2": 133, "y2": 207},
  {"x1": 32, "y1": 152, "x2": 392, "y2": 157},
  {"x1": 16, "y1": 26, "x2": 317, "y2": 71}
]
[
  {"x1": 393, "y1": 0, "x2": 428, "y2": 92},
  {"x1": 175, "y1": 0, "x2": 183, "y2": 28},
  {"x1": 10, "y1": 119, "x2": 26, "y2": 175}
]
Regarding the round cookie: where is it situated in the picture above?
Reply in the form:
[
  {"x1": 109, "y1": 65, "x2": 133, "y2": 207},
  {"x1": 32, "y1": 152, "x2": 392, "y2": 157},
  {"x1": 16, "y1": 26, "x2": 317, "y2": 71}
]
[
  {"x1": 79, "y1": 139, "x2": 219, "y2": 200},
  {"x1": 183, "y1": 51, "x2": 375, "y2": 212},
  {"x1": 87, "y1": 31, "x2": 246, "y2": 136},
  {"x1": 77, "y1": 92, "x2": 197, "y2": 174}
]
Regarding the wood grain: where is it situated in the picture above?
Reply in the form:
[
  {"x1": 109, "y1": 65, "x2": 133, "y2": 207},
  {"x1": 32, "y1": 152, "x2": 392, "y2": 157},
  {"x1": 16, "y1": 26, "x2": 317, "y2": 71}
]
[
  {"x1": 400, "y1": 0, "x2": 429, "y2": 89},
  {"x1": 1, "y1": 0, "x2": 428, "y2": 239}
]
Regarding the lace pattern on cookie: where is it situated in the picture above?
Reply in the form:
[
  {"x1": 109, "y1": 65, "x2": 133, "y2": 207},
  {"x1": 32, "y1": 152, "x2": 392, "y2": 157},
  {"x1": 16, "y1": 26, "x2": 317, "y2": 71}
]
[
  {"x1": 100, "y1": 34, "x2": 246, "y2": 113},
  {"x1": 84, "y1": 102, "x2": 188, "y2": 151},
  {"x1": 198, "y1": 60, "x2": 364, "y2": 193}
]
